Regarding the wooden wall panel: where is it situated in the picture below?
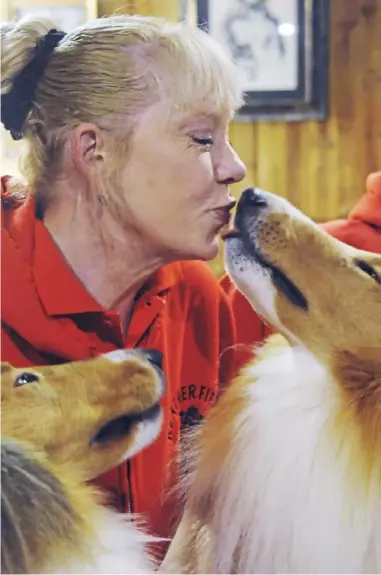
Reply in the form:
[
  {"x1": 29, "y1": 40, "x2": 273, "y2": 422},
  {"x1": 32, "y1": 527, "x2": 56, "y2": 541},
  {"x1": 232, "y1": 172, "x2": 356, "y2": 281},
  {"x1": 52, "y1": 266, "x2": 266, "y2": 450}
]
[
  {"x1": 228, "y1": 0, "x2": 381, "y2": 222},
  {"x1": 98, "y1": 0, "x2": 179, "y2": 20}
]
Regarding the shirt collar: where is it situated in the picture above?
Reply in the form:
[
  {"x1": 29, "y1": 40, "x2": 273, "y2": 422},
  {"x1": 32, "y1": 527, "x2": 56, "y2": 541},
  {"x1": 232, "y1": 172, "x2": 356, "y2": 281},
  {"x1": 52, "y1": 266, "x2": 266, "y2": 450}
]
[{"x1": 33, "y1": 216, "x2": 180, "y2": 316}]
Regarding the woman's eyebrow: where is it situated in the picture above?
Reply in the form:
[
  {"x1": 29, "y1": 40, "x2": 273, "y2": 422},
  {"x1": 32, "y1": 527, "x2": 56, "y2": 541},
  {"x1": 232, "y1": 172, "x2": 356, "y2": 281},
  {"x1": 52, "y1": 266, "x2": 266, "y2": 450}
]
[{"x1": 177, "y1": 112, "x2": 223, "y2": 130}]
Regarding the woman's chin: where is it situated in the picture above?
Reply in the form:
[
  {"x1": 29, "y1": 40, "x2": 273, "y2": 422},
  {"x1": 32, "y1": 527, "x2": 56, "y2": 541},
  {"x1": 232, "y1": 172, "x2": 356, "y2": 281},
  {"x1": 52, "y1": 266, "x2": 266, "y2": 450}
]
[
  {"x1": 194, "y1": 237, "x2": 220, "y2": 261},
  {"x1": 170, "y1": 235, "x2": 220, "y2": 262}
]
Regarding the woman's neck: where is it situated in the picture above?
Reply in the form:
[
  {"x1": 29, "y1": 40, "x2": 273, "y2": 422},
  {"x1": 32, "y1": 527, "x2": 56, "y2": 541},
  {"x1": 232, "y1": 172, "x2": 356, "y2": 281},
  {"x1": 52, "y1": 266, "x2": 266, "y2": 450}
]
[{"x1": 42, "y1": 194, "x2": 166, "y2": 329}]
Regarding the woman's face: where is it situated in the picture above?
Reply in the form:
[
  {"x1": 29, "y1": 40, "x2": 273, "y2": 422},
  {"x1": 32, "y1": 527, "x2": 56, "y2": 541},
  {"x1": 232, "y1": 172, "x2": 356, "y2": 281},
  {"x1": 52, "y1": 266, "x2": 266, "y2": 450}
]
[{"x1": 117, "y1": 99, "x2": 246, "y2": 262}]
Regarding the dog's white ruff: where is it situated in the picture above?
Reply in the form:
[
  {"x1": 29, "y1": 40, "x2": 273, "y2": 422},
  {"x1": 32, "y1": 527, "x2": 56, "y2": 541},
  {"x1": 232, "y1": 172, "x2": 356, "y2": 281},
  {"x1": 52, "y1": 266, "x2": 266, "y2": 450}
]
[
  {"x1": 51, "y1": 509, "x2": 159, "y2": 574},
  {"x1": 206, "y1": 343, "x2": 381, "y2": 574}
]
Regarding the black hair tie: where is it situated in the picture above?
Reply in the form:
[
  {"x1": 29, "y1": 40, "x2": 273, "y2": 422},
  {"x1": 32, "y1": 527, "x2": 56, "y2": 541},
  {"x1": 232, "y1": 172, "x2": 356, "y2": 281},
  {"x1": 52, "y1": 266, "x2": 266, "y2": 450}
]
[{"x1": 1, "y1": 28, "x2": 67, "y2": 141}]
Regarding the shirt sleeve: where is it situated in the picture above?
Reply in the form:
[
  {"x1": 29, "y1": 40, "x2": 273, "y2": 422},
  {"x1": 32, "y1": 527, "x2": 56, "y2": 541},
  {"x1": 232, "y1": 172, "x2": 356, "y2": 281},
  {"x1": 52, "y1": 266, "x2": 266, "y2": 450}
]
[{"x1": 321, "y1": 219, "x2": 381, "y2": 252}]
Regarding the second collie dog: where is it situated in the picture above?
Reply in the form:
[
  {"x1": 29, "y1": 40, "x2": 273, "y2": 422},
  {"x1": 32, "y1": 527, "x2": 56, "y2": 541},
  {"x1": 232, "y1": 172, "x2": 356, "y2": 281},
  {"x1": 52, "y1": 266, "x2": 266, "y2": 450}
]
[
  {"x1": 1, "y1": 349, "x2": 165, "y2": 574},
  {"x1": 162, "y1": 188, "x2": 381, "y2": 574}
]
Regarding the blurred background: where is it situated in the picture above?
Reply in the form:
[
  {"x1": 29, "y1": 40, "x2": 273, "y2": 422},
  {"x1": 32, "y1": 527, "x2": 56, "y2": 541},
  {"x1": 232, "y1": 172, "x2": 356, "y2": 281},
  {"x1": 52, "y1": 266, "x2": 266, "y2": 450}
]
[{"x1": 1, "y1": 0, "x2": 380, "y2": 276}]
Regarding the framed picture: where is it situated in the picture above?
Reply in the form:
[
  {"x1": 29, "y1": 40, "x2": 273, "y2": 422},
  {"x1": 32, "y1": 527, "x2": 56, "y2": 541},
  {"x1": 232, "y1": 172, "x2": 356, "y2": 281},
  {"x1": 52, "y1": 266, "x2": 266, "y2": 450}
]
[{"x1": 196, "y1": 0, "x2": 329, "y2": 121}]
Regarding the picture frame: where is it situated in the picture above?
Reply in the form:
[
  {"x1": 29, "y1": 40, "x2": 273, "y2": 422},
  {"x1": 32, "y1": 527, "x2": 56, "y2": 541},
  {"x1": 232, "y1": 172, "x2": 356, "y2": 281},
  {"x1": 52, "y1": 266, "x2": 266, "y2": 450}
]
[{"x1": 196, "y1": 0, "x2": 329, "y2": 121}]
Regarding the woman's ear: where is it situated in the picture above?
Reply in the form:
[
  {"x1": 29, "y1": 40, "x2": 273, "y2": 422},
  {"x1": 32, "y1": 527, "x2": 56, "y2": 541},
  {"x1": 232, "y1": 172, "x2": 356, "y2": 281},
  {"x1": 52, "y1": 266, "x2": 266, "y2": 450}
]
[{"x1": 71, "y1": 123, "x2": 106, "y2": 178}]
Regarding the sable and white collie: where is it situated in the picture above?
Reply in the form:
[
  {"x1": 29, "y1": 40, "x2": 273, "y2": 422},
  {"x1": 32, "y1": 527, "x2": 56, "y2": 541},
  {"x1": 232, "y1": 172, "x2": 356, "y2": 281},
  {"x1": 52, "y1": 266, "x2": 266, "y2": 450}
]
[
  {"x1": 1, "y1": 349, "x2": 165, "y2": 574},
  {"x1": 162, "y1": 188, "x2": 381, "y2": 574}
]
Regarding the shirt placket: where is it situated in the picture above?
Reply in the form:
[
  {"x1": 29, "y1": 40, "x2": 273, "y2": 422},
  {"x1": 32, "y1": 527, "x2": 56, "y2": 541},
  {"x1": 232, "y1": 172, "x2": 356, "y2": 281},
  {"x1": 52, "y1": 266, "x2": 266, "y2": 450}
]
[{"x1": 121, "y1": 291, "x2": 167, "y2": 514}]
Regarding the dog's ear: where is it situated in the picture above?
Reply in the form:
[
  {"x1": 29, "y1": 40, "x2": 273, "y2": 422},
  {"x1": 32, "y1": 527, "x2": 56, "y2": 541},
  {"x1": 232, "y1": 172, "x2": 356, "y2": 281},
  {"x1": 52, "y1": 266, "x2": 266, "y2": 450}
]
[
  {"x1": 333, "y1": 349, "x2": 381, "y2": 469},
  {"x1": 334, "y1": 349, "x2": 381, "y2": 423},
  {"x1": 1, "y1": 363, "x2": 13, "y2": 374}
]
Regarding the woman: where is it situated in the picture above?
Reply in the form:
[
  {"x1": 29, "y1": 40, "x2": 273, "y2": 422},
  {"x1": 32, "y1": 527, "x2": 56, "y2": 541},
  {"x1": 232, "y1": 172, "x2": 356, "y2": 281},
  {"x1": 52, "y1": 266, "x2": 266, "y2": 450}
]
[{"x1": 1, "y1": 14, "x2": 246, "y2": 547}]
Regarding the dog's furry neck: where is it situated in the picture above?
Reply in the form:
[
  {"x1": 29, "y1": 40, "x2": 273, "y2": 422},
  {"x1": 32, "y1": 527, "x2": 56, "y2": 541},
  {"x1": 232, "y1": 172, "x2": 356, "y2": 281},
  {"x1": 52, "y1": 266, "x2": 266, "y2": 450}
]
[
  {"x1": 1, "y1": 440, "x2": 157, "y2": 574},
  {"x1": 189, "y1": 339, "x2": 381, "y2": 574},
  {"x1": 51, "y1": 511, "x2": 158, "y2": 574}
]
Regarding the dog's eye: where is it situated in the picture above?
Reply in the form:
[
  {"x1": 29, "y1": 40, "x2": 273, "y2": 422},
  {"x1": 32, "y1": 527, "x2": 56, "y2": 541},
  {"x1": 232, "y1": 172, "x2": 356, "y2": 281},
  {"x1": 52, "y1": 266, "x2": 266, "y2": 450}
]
[
  {"x1": 14, "y1": 372, "x2": 39, "y2": 387},
  {"x1": 355, "y1": 259, "x2": 381, "y2": 284}
]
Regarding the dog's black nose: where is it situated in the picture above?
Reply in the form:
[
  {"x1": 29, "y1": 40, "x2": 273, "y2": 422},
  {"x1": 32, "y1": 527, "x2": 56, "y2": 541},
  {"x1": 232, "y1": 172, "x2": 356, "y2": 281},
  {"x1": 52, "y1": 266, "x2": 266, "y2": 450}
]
[
  {"x1": 145, "y1": 349, "x2": 163, "y2": 369},
  {"x1": 240, "y1": 188, "x2": 268, "y2": 208}
]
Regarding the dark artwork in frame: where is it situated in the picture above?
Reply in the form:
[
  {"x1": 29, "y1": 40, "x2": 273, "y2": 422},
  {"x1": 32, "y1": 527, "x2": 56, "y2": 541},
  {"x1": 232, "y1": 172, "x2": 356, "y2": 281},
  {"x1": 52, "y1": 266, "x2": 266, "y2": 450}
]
[{"x1": 196, "y1": 0, "x2": 329, "y2": 121}]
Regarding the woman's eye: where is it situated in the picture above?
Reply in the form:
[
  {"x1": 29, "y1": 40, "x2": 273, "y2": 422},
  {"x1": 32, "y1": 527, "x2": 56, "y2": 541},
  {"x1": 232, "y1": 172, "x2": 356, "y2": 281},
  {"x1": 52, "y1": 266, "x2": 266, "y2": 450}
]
[{"x1": 192, "y1": 136, "x2": 214, "y2": 147}]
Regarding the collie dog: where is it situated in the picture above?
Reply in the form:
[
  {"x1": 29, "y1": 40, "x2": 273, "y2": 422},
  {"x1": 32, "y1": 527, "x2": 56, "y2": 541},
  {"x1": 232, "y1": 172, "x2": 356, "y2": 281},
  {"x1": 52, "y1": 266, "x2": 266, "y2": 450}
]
[
  {"x1": 162, "y1": 188, "x2": 381, "y2": 574},
  {"x1": 1, "y1": 349, "x2": 165, "y2": 574}
]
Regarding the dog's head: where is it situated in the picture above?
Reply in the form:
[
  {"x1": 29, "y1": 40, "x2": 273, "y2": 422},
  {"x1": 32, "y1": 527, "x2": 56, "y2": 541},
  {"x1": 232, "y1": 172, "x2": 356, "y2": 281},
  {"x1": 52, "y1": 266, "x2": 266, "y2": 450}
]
[
  {"x1": 1, "y1": 349, "x2": 165, "y2": 480},
  {"x1": 224, "y1": 188, "x2": 381, "y2": 366}
]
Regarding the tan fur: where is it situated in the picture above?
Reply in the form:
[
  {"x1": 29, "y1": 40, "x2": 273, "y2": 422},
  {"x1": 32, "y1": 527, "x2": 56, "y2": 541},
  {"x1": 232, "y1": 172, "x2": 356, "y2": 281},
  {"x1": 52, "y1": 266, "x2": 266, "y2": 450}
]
[
  {"x1": 163, "y1": 190, "x2": 381, "y2": 574},
  {"x1": 163, "y1": 361, "x2": 257, "y2": 573},
  {"x1": 2, "y1": 440, "x2": 102, "y2": 574},
  {"x1": 1, "y1": 354, "x2": 160, "y2": 479},
  {"x1": 249, "y1": 209, "x2": 381, "y2": 474},
  {"x1": 1, "y1": 351, "x2": 163, "y2": 574},
  {"x1": 163, "y1": 350, "x2": 276, "y2": 574}
]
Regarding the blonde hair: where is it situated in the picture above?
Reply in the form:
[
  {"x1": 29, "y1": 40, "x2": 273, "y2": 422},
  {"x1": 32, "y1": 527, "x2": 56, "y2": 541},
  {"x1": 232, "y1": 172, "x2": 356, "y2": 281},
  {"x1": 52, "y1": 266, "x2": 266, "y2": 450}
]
[{"x1": 1, "y1": 14, "x2": 243, "y2": 201}]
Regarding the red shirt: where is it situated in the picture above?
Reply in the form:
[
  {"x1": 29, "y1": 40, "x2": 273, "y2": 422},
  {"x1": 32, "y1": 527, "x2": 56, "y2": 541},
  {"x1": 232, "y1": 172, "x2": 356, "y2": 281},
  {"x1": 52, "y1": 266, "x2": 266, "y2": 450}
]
[{"x1": 1, "y1": 176, "x2": 239, "y2": 544}]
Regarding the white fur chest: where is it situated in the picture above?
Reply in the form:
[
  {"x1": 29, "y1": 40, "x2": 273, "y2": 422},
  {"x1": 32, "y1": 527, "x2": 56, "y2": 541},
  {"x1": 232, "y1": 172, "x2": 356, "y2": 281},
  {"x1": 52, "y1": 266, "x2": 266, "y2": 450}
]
[
  {"x1": 211, "y1": 345, "x2": 381, "y2": 574},
  {"x1": 49, "y1": 510, "x2": 157, "y2": 574}
]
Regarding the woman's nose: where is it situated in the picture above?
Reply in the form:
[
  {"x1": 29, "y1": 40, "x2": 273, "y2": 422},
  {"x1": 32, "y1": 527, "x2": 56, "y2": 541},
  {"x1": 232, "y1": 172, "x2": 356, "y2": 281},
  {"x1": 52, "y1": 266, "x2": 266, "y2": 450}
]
[{"x1": 214, "y1": 146, "x2": 247, "y2": 185}]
